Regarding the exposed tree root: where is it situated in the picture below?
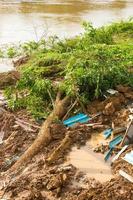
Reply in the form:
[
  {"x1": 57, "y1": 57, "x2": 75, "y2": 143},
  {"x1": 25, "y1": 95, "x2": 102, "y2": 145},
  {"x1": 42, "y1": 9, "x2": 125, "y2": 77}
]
[
  {"x1": 46, "y1": 131, "x2": 72, "y2": 164},
  {"x1": 9, "y1": 92, "x2": 70, "y2": 172}
]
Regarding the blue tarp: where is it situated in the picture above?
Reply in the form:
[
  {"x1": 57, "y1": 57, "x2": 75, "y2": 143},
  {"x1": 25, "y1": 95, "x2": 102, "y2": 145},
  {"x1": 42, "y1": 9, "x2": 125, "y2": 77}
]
[
  {"x1": 103, "y1": 128, "x2": 113, "y2": 139},
  {"x1": 104, "y1": 148, "x2": 113, "y2": 161},
  {"x1": 104, "y1": 135, "x2": 123, "y2": 162},
  {"x1": 63, "y1": 113, "x2": 91, "y2": 127},
  {"x1": 109, "y1": 135, "x2": 123, "y2": 149}
]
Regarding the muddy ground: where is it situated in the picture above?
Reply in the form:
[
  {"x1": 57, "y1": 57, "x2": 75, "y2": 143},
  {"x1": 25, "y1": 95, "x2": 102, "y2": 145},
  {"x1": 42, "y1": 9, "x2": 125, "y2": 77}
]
[{"x1": 0, "y1": 85, "x2": 133, "y2": 200}]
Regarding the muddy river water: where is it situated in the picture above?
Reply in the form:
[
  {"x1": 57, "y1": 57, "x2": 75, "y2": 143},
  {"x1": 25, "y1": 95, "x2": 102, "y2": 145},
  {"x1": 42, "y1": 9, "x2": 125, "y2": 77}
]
[{"x1": 0, "y1": 0, "x2": 133, "y2": 44}]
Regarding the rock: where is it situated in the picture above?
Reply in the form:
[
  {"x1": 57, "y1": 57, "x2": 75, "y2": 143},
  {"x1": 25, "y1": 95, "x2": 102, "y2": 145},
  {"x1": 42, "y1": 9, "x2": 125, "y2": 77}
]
[{"x1": 103, "y1": 102, "x2": 115, "y2": 115}]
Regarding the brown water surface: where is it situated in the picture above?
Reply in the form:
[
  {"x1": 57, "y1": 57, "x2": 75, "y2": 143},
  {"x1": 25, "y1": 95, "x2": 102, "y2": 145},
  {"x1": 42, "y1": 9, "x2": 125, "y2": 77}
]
[
  {"x1": 0, "y1": 58, "x2": 14, "y2": 72},
  {"x1": 0, "y1": 0, "x2": 133, "y2": 44},
  {"x1": 68, "y1": 133, "x2": 113, "y2": 183}
]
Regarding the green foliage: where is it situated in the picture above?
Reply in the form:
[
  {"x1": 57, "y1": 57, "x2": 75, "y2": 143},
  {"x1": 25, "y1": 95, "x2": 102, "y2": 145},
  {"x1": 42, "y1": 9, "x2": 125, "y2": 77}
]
[
  {"x1": 21, "y1": 40, "x2": 46, "y2": 55},
  {"x1": 82, "y1": 22, "x2": 113, "y2": 44},
  {"x1": 7, "y1": 47, "x2": 17, "y2": 58},
  {"x1": 82, "y1": 20, "x2": 133, "y2": 45},
  {"x1": 5, "y1": 20, "x2": 133, "y2": 118},
  {"x1": 63, "y1": 45, "x2": 133, "y2": 99}
]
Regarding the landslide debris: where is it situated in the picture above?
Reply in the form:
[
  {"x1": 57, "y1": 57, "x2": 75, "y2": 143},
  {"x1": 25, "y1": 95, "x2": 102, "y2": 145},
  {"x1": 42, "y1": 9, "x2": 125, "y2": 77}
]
[{"x1": 0, "y1": 86, "x2": 133, "y2": 200}]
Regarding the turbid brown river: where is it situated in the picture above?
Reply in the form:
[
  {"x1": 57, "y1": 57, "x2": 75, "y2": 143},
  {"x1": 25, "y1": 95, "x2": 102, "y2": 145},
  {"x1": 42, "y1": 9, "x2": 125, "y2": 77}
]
[{"x1": 0, "y1": 0, "x2": 133, "y2": 44}]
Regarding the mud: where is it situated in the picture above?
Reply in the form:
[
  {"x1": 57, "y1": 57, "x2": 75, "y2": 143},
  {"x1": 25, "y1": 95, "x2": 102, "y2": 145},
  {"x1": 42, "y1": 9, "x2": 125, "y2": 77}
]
[
  {"x1": 67, "y1": 145, "x2": 113, "y2": 183},
  {"x1": 0, "y1": 71, "x2": 20, "y2": 88},
  {"x1": 0, "y1": 85, "x2": 133, "y2": 199}
]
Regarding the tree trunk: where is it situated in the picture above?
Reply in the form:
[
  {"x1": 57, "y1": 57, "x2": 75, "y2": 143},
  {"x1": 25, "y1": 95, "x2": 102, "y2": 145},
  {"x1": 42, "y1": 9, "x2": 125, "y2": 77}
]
[{"x1": 10, "y1": 92, "x2": 70, "y2": 172}]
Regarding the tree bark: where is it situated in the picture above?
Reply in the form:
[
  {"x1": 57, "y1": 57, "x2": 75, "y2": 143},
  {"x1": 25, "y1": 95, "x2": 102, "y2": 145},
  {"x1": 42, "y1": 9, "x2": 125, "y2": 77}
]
[{"x1": 9, "y1": 92, "x2": 70, "y2": 172}]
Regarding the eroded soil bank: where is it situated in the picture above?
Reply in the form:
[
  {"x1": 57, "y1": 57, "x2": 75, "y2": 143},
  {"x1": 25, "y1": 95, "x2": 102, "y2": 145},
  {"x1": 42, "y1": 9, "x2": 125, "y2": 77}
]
[{"x1": 0, "y1": 84, "x2": 133, "y2": 200}]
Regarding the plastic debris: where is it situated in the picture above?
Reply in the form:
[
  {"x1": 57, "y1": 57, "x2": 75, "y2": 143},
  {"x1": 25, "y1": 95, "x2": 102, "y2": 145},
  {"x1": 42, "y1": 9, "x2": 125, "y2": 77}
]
[
  {"x1": 109, "y1": 135, "x2": 123, "y2": 149},
  {"x1": 103, "y1": 128, "x2": 113, "y2": 139},
  {"x1": 104, "y1": 89, "x2": 118, "y2": 98},
  {"x1": 123, "y1": 150, "x2": 133, "y2": 165},
  {"x1": 107, "y1": 89, "x2": 118, "y2": 95},
  {"x1": 112, "y1": 145, "x2": 128, "y2": 163},
  {"x1": 104, "y1": 135, "x2": 123, "y2": 161},
  {"x1": 119, "y1": 170, "x2": 133, "y2": 183},
  {"x1": 121, "y1": 120, "x2": 133, "y2": 145},
  {"x1": 104, "y1": 148, "x2": 113, "y2": 161},
  {"x1": 63, "y1": 113, "x2": 91, "y2": 127}
]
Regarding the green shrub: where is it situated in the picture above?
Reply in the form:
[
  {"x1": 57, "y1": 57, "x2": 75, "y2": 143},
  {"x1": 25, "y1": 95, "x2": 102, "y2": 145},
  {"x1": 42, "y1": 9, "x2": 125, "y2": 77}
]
[
  {"x1": 7, "y1": 47, "x2": 17, "y2": 58},
  {"x1": 5, "y1": 20, "x2": 133, "y2": 119}
]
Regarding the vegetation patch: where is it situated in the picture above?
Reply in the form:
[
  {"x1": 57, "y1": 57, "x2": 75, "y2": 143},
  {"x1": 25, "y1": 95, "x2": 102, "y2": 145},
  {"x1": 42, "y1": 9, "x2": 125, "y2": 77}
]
[{"x1": 4, "y1": 20, "x2": 133, "y2": 119}]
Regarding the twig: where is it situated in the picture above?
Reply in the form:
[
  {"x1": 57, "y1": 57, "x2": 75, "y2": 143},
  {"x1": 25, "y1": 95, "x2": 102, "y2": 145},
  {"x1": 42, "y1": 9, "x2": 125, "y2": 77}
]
[
  {"x1": 47, "y1": 89, "x2": 54, "y2": 108},
  {"x1": 76, "y1": 94, "x2": 87, "y2": 114},
  {"x1": 79, "y1": 122, "x2": 102, "y2": 127},
  {"x1": 62, "y1": 99, "x2": 78, "y2": 121},
  {"x1": 15, "y1": 118, "x2": 40, "y2": 129},
  {"x1": 15, "y1": 121, "x2": 35, "y2": 132}
]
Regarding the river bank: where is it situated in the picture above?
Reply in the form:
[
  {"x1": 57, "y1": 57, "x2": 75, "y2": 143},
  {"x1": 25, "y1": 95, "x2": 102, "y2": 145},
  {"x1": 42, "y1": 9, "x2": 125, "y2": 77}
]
[{"x1": 0, "y1": 20, "x2": 133, "y2": 199}]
